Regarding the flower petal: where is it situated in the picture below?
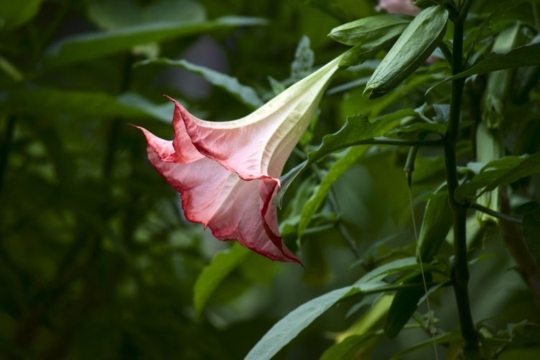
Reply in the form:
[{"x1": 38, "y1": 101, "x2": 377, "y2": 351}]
[
  {"x1": 174, "y1": 56, "x2": 342, "y2": 181},
  {"x1": 137, "y1": 126, "x2": 300, "y2": 263},
  {"x1": 137, "y1": 56, "x2": 343, "y2": 263}
]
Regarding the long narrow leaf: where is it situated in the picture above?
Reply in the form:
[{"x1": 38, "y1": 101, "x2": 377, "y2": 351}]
[
  {"x1": 135, "y1": 58, "x2": 263, "y2": 109},
  {"x1": 42, "y1": 17, "x2": 266, "y2": 69},
  {"x1": 297, "y1": 110, "x2": 414, "y2": 236},
  {"x1": 482, "y1": 152, "x2": 540, "y2": 195},
  {"x1": 0, "y1": 88, "x2": 173, "y2": 121},
  {"x1": 245, "y1": 282, "x2": 391, "y2": 360},
  {"x1": 427, "y1": 42, "x2": 540, "y2": 93},
  {"x1": 193, "y1": 243, "x2": 250, "y2": 318}
]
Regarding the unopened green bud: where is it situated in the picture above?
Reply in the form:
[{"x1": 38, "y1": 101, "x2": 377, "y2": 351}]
[
  {"x1": 363, "y1": 5, "x2": 448, "y2": 99},
  {"x1": 329, "y1": 14, "x2": 411, "y2": 46}
]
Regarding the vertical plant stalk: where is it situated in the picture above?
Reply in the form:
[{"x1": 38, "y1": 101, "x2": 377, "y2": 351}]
[{"x1": 444, "y1": 2, "x2": 480, "y2": 357}]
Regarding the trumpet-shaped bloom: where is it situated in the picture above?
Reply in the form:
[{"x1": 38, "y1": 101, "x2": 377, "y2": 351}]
[{"x1": 137, "y1": 56, "x2": 341, "y2": 263}]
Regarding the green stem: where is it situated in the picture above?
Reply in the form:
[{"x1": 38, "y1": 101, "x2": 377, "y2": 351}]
[
  {"x1": 458, "y1": 0, "x2": 474, "y2": 22},
  {"x1": 438, "y1": 41, "x2": 453, "y2": 65},
  {"x1": 404, "y1": 146, "x2": 419, "y2": 188},
  {"x1": 313, "y1": 164, "x2": 360, "y2": 258},
  {"x1": 471, "y1": 202, "x2": 523, "y2": 224},
  {"x1": 444, "y1": 5, "x2": 480, "y2": 357}
]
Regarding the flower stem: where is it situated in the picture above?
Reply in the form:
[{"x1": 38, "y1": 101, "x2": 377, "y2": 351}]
[{"x1": 444, "y1": 4, "x2": 481, "y2": 357}]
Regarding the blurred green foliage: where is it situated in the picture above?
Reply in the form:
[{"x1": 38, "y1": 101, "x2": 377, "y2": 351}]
[{"x1": 1, "y1": 0, "x2": 540, "y2": 359}]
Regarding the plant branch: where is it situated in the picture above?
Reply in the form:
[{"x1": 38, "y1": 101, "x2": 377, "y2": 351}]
[
  {"x1": 313, "y1": 163, "x2": 360, "y2": 258},
  {"x1": 470, "y1": 202, "x2": 523, "y2": 224},
  {"x1": 404, "y1": 146, "x2": 419, "y2": 188},
  {"x1": 444, "y1": 5, "x2": 480, "y2": 357},
  {"x1": 458, "y1": 0, "x2": 475, "y2": 23},
  {"x1": 329, "y1": 192, "x2": 361, "y2": 259}
]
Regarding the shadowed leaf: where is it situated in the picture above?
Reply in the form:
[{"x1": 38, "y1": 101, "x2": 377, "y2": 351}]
[
  {"x1": 135, "y1": 58, "x2": 263, "y2": 109},
  {"x1": 193, "y1": 243, "x2": 250, "y2": 318}
]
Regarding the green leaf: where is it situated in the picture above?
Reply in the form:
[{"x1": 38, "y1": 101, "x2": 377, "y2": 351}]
[
  {"x1": 88, "y1": 0, "x2": 206, "y2": 30},
  {"x1": 306, "y1": 0, "x2": 377, "y2": 22},
  {"x1": 117, "y1": 93, "x2": 174, "y2": 122},
  {"x1": 298, "y1": 148, "x2": 360, "y2": 238},
  {"x1": 324, "y1": 295, "x2": 395, "y2": 359},
  {"x1": 42, "y1": 17, "x2": 267, "y2": 69},
  {"x1": 0, "y1": 55, "x2": 23, "y2": 82},
  {"x1": 279, "y1": 175, "x2": 319, "y2": 236},
  {"x1": 290, "y1": 36, "x2": 314, "y2": 82},
  {"x1": 454, "y1": 156, "x2": 527, "y2": 202},
  {"x1": 482, "y1": 152, "x2": 540, "y2": 194},
  {"x1": 418, "y1": 184, "x2": 452, "y2": 261},
  {"x1": 331, "y1": 15, "x2": 411, "y2": 67},
  {"x1": 475, "y1": 122, "x2": 505, "y2": 223},
  {"x1": 390, "y1": 331, "x2": 462, "y2": 359},
  {"x1": 135, "y1": 58, "x2": 263, "y2": 109},
  {"x1": 359, "y1": 257, "x2": 418, "y2": 282},
  {"x1": 0, "y1": 0, "x2": 43, "y2": 31},
  {"x1": 0, "y1": 88, "x2": 173, "y2": 121},
  {"x1": 428, "y1": 41, "x2": 540, "y2": 94},
  {"x1": 386, "y1": 122, "x2": 447, "y2": 139},
  {"x1": 309, "y1": 109, "x2": 417, "y2": 164},
  {"x1": 384, "y1": 273, "x2": 433, "y2": 338},
  {"x1": 245, "y1": 286, "x2": 356, "y2": 360},
  {"x1": 432, "y1": 104, "x2": 449, "y2": 123},
  {"x1": 245, "y1": 282, "x2": 388, "y2": 360},
  {"x1": 482, "y1": 23, "x2": 522, "y2": 129},
  {"x1": 383, "y1": 186, "x2": 452, "y2": 339},
  {"x1": 320, "y1": 332, "x2": 378, "y2": 360},
  {"x1": 274, "y1": 162, "x2": 306, "y2": 208},
  {"x1": 339, "y1": 43, "x2": 384, "y2": 69},
  {"x1": 297, "y1": 109, "x2": 415, "y2": 236},
  {"x1": 329, "y1": 14, "x2": 411, "y2": 46},
  {"x1": 193, "y1": 243, "x2": 250, "y2": 318},
  {"x1": 468, "y1": 253, "x2": 497, "y2": 266},
  {"x1": 327, "y1": 77, "x2": 371, "y2": 95}
]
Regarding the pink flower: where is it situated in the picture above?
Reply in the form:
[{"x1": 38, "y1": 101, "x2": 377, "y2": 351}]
[
  {"x1": 376, "y1": 0, "x2": 420, "y2": 16},
  {"x1": 136, "y1": 56, "x2": 341, "y2": 263}
]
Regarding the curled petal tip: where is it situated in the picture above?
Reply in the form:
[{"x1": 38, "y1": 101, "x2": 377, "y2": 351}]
[{"x1": 163, "y1": 94, "x2": 176, "y2": 102}]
